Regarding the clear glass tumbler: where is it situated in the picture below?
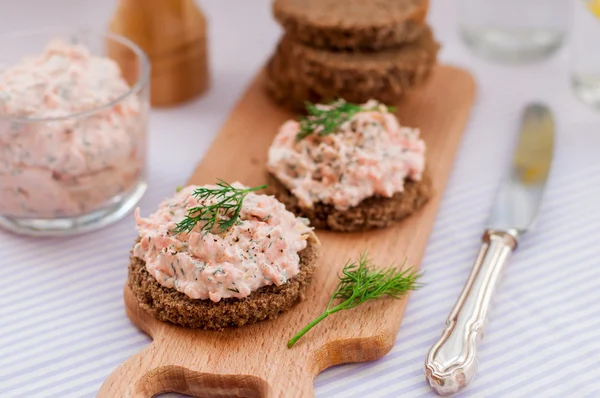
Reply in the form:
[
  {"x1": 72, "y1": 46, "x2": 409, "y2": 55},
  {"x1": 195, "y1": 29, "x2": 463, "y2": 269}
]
[
  {"x1": 0, "y1": 27, "x2": 150, "y2": 236},
  {"x1": 572, "y1": 1, "x2": 600, "y2": 109},
  {"x1": 458, "y1": 0, "x2": 570, "y2": 63}
]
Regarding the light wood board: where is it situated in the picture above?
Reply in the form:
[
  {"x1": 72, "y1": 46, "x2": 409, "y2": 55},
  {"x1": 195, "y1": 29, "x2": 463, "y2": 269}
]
[{"x1": 98, "y1": 65, "x2": 476, "y2": 398}]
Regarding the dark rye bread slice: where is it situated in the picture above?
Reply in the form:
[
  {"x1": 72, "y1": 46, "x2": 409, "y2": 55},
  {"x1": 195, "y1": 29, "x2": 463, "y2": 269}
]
[
  {"x1": 265, "y1": 41, "x2": 325, "y2": 113},
  {"x1": 273, "y1": 0, "x2": 429, "y2": 51},
  {"x1": 286, "y1": 27, "x2": 440, "y2": 105},
  {"x1": 128, "y1": 238, "x2": 319, "y2": 329},
  {"x1": 265, "y1": 27, "x2": 439, "y2": 111},
  {"x1": 267, "y1": 172, "x2": 432, "y2": 232}
]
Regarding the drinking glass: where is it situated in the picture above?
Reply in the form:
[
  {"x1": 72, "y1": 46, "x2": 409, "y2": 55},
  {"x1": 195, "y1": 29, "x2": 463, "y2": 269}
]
[
  {"x1": 572, "y1": 0, "x2": 600, "y2": 109},
  {"x1": 458, "y1": 0, "x2": 570, "y2": 64}
]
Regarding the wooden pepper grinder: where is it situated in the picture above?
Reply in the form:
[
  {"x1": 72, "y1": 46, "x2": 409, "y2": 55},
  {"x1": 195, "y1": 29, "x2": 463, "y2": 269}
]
[{"x1": 109, "y1": 0, "x2": 209, "y2": 107}]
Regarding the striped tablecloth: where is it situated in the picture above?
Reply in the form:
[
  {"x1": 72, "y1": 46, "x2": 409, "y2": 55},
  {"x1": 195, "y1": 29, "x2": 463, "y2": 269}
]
[{"x1": 1, "y1": 1, "x2": 600, "y2": 397}]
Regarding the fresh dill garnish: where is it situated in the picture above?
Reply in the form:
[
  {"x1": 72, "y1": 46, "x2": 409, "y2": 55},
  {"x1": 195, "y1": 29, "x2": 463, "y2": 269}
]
[
  {"x1": 171, "y1": 180, "x2": 267, "y2": 235},
  {"x1": 287, "y1": 252, "x2": 422, "y2": 348},
  {"x1": 296, "y1": 100, "x2": 396, "y2": 141}
]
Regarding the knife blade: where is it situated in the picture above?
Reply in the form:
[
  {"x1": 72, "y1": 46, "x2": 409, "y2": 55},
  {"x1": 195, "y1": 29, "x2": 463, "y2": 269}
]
[{"x1": 424, "y1": 103, "x2": 555, "y2": 395}]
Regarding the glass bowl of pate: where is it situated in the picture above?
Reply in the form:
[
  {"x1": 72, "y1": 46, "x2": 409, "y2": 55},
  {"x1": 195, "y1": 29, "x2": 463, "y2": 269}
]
[{"x1": 0, "y1": 27, "x2": 150, "y2": 236}]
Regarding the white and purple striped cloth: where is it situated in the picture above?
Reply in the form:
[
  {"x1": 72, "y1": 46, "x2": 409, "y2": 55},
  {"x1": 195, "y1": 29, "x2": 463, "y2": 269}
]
[{"x1": 1, "y1": 1, "x2": 600, "y2": 397}]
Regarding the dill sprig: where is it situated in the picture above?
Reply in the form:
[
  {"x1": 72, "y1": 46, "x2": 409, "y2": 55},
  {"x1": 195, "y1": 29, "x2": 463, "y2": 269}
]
[
  {"x1": 288, "y1": 252, "x2": 422, "y2": 348},
  {"x1": 296, "y1": 100, "x2": 396, "y2": 141},
  {"x1": 171, "y1": 180, "x2": 267, "y2": 235}
]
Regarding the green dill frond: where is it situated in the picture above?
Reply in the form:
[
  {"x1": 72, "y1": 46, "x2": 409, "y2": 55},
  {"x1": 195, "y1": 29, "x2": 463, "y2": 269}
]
[
  {"x1": 288, "y1": 252, "x2": 421, "y2": 347},
  {"x1": 296, "y1": 100, "x2": 396, "y2": 141},
  {"x1": 171, "y1": 180, "x2": 267, "y2": 235}
]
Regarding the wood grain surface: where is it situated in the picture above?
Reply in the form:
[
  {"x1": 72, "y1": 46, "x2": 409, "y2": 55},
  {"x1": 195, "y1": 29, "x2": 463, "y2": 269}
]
[{"x1": 98, "y1": 65, "x2": 476, "y2": 398}]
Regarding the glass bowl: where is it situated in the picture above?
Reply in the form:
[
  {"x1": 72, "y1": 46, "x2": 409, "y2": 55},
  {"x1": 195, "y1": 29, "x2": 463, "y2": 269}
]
[{"x1": 0, "y1": 27, "x2": 150, "y2": 236}]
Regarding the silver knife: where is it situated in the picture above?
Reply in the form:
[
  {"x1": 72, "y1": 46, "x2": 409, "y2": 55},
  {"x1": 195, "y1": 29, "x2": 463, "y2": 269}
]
[{"x1": 424, "y1": 103, "x2": 555, "y2": 395}]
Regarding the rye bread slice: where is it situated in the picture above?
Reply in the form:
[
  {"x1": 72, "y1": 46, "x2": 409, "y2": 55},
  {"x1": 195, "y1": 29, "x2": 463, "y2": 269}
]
[
  {"x1": 265, "y1": 28, "x2": 439, "y2": 110},
  {"x1": 287, "y1": 27, "x2": 440, "y2": 105},
  {"x1": 128, "y1": 238, "x2": 319, "y2": 329},
  {"x1": 273, "y1": 0, "x2": 429, "y2": 51},
  {"x1": 265, "y1": 41, "x2": 326, "y2": 113},
  {"x1": 267, "y1": 172, "x2": 432, "y2": 232}
]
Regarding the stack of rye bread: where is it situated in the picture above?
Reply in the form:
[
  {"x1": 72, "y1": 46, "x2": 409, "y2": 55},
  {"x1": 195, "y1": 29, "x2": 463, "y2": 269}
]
[{"x1": 265, "y1": 0, "x2": 440, "y2": 111}]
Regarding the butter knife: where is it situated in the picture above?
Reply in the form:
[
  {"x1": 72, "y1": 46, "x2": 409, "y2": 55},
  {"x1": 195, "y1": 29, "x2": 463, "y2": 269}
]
[{"x1": 424, "y1": 103, "x2": 555, "y2": 395}]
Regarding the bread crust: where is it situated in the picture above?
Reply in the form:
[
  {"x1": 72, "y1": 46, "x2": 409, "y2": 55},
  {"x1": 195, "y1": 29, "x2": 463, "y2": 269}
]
[
  {"x1": 128, "y1": 238, "x2": 319, "y2": 329},
  {"x1": 273, "y1": 0, "x2": 430, "y2": 51},
  {"x1": 267, "y1": 172, "x2": 432, "y2": 232}
]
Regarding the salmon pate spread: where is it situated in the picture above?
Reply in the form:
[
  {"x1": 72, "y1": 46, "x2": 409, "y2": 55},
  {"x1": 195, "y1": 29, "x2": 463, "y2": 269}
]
[
  {"x1": 267, "y1": 100, "x2": 426, "y2": 211},
  {"x1": 133, "y1": 183, "x2": 314, "y2": 302},
  {"x1": 0, "y1": 40, "x2": 144, "y2": 218}
]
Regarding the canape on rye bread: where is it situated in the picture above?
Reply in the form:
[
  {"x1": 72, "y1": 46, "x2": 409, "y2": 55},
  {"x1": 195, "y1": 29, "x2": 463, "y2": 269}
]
[
  {"x1": 129, "y1": 237, "x2": 319, "y2": 329},
  {"x1": 129, "y1": 183, "x2": 320, "y2": 329},
  {"x1": 266, "y1": 100, "x2": 432, "y2": 232},
  {"x1": 267, "y1": 172, "x2": 431, "y2": 232}
]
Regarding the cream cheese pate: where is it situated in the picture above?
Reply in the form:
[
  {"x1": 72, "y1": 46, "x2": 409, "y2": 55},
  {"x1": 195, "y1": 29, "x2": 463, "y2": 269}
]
[
  {"x1": 133, "y1": 183, "x2": 314, "y2": 302},
  {"x1": 0, "y1": 39, "x2": 144, "y2": 218},
  {"x1": 267, "y1": 100, "x2": 426, "y2": 211}
]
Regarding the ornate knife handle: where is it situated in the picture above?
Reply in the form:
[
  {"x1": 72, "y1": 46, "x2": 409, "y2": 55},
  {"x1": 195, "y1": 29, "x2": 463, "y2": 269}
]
[{"x1": 425, "y1": 229, "x2": 518, "y2": 395}]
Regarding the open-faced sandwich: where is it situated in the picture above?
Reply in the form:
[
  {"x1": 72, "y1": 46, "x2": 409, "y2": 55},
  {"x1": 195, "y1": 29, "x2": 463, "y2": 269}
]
[
  {"x1": 129, "y1": 181, "x2": 319, "y2": 329},
  {"x1": 267, "y1": 100, "x2": 432, "y2": 232}
]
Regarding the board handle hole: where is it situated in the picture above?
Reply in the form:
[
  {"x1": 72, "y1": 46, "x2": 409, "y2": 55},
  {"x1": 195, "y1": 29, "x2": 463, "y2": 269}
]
[{"x1": 134, "y1": 365, "x2": 270, "y2": 398}]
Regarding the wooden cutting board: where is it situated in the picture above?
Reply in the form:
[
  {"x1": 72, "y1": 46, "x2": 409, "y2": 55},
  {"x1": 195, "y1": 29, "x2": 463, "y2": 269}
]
[{"x1": 98, "y1": 65, "x2": 476, "y2": 398}]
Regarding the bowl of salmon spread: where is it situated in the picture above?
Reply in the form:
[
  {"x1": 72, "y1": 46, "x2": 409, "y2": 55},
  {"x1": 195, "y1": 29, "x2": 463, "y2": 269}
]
[{"x1": 0, "y1": 27, "x2": 150, "y2": 236}]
